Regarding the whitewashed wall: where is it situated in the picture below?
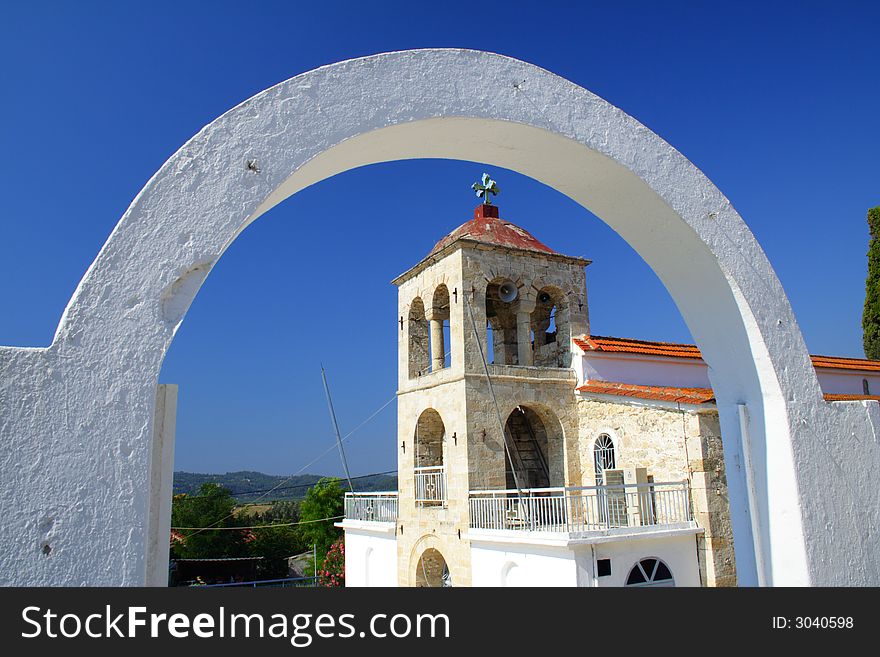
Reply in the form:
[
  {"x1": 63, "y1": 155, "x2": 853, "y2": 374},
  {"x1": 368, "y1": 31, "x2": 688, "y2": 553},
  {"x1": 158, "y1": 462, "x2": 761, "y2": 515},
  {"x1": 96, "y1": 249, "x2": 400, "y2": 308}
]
[
  {"x1": 577, "y1": 351, "x2": 880, "y2": 398},
  {"x1": 589, "y1": 533, "x2": 702, "y2": 587},
  {"x1": 343, "y1": 526, "x2": 398, "y2": 587},
  {"x1": 469, "y1": 532, "x2": 700, "y2": 587},
  {"x1": 470, "y1": 541, "x2": 579, "y2": 587}
]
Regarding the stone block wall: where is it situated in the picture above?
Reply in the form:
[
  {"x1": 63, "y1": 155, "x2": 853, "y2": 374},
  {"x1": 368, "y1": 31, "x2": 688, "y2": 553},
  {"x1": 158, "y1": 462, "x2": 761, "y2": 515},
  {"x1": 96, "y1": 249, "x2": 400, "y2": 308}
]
[
  {"x1": 396, "y1": 377, "x2": 472, "y2": 587},
  {"x1": 573, "y1": 397, "x2": 737, "y2": 586}
]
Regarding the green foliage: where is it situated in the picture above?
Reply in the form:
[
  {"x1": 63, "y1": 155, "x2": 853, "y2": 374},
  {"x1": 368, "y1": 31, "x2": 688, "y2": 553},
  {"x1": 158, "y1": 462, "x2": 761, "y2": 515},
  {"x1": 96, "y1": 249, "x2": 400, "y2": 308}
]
[
  {"x1": 262, "y1": 500, "x2": 300, "y2": 523},
  {"x1": 248, "y1": 525, "x2": 306, "y2": 579},
  {"x1": 170, "y1": 478, "x2": 348, "y2": 582},
  {"x1": 170, "y1": 483, "x2": 247, "y2": 560},
  {"x1": 319, "y1": 539, "x2": 345, "y2": 587},
  {"x1": 297, "y1": 477, "x2": 345, "y2": 570},
  {"x1": 864, "y1": 207, "x2": 880, "y2": 359}
]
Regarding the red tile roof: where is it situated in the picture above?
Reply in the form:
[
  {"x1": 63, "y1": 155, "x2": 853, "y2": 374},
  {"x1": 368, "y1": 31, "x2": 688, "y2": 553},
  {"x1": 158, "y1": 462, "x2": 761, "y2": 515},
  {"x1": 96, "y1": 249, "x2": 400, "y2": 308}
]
[
  {"x1": 429, "y1": 204, "x2": 558, "y2": 257},
  {"x1": 823, "y1": 393, "x2": 880, "y2": 402},
  {"x1": 578, "y1": 381, "x2": 880, "y2": 404},
  {"x1": 810, "y1": 355, "x2": 880, "y2": 372},
  {"x1": 574, "y1": 335, "x2": 880, "y2": 372},
  {"x1": 577, "y1": 380, "x2": 716, "y2": 404},
  {"x1": 573, "y1": 335, "x2": 702, "y2": 359}
]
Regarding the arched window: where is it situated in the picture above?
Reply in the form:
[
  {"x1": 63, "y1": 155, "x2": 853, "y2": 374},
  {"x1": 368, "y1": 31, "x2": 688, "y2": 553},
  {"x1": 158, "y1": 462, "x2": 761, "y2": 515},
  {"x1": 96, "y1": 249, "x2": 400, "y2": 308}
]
[
  {"x1": 625, "y1": 558, "x2": 675, "y2": 587},
  {"x1": 408, "y1": 297, "x2": 430, "y2": 378},
  {"x1": 485, "y1": 278, "x2": 520, "y2": 365},
  {"x1": 429, "y1": 285, "x2": 451, "y2": 371},
  {"x1": 593, "y1": 434, "x2": 616, "y2": 485},
  {"x1": 414, "y1": 409, "x2": 446, "y2": 504},
  {"x1": 530, "y1": 287, "x2": 570, "y2": 368}
]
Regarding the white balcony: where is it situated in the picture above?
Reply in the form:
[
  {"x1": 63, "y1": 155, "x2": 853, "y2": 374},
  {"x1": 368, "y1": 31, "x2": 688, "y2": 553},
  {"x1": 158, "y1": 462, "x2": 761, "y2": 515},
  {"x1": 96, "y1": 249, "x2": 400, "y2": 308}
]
[
  {"x1": 343, "y1": 492, "x2": 398, "y2": 524},
  {"x1": 414, "y1": 465, "x2": 447, "y2": 505},
  {"x1": 468, "y1": 481, "x2": 692, "y2": 537}
]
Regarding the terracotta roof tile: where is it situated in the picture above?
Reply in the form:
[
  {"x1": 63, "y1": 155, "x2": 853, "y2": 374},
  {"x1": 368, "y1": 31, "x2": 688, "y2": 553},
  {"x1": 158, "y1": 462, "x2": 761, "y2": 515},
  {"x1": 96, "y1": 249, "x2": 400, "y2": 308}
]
[
  {"x1": 577, "y1": 380, "x2": 716, "y2": 405},
  {"x1": 573, "y1": 335, "x2": 702, "y2": 359},
  {"x1": 579, "y1": 382, "x2": 880, "y2": 404},
  {"x1": 811, "y1": 355, "x2": 880, "y2": 372},
  {"x1": 823, "y1": 393, "x2": 880, "y2": 402},
  {"x1": 574, "y1": 334, "x2": 880, "y2": 372}
]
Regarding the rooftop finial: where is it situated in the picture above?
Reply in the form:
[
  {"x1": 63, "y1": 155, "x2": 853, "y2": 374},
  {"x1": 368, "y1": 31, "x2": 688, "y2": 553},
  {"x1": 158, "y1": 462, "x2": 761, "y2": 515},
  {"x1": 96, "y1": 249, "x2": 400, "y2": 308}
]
[{"x1": 471, "y1": 172, "x2": 499, "y2": 205}]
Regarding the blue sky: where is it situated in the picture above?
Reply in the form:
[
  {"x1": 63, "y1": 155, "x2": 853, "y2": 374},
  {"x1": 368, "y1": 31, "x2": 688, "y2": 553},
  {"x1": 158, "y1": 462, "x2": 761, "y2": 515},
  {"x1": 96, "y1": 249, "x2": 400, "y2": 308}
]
[{"x1": 1, "y1": 1, "x2": 877, "y2": 477}]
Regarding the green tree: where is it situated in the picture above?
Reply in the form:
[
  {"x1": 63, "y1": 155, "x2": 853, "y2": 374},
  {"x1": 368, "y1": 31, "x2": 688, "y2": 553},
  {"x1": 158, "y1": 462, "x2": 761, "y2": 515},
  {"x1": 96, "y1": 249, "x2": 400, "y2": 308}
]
[
  {"x1": 263, "y1": 500, "x2": 300, "y2": 523},
  {"x1": 297, "y1": 478, "x2": 344, "y2": 572},
  {"x1": 248, "y1": 525, "x2": 306, "y2": 579},
  {"x1": 170, "y1": 483, "x2": 247, "y2": 560},
  {"x1": 864, "y1": 206, "x2": 880, "y2": 359}
]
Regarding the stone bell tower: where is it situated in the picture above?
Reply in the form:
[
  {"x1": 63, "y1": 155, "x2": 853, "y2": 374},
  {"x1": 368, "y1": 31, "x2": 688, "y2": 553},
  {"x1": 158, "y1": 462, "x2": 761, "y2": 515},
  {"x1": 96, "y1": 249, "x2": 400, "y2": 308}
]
[{"x1": 391, "y1": 198, "x2": 591, "y2": 587}]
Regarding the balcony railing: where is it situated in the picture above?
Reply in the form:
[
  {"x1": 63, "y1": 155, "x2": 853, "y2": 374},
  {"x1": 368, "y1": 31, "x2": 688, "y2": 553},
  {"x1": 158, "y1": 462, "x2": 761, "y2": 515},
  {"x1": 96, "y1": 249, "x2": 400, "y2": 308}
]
[
  {"x1": 415, "y1": 465, "x2": 447, "y2": 504},
  {"x1": 344, "y1": 492, "x2": 398, "y2": 523},
  {"x1": 468, "y1": 481, "x2": 691, "y2": 534}
]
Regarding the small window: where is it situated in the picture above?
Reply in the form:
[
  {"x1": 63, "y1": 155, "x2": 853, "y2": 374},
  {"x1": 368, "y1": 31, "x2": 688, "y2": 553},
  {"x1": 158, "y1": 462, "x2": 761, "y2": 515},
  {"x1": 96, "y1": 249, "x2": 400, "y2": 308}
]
[
  {"x1": 593, "y1": 434, "x2": 616, "y2": 485},
  {"x1": 625, "y1": 558, "x2": 674, "y2": 587},
  {"x1": 596, "y1": 558, "x2": 612, "y2": 577}
]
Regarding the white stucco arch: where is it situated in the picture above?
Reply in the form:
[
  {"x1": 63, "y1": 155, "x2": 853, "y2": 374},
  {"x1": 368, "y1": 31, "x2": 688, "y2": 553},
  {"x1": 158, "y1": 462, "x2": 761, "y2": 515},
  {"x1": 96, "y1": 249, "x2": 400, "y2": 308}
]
[{"x1": 1, "y1": 48, "x2": 878, "y2": 586}]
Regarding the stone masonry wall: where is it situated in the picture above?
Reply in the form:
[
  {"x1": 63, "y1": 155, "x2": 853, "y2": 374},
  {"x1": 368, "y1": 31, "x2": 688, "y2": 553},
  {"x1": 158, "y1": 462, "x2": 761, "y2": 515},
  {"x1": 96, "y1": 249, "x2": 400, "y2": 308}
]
[{"x1": 574, "y1": 396, "x2": 737, "y2": 586}]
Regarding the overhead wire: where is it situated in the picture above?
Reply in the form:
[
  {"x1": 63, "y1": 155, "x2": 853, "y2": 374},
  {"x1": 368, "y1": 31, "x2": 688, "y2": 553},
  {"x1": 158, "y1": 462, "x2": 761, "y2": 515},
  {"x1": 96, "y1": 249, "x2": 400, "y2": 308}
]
[
  {"x1": 177, "y1": 391, "x2": 398, "y2": 536},
  {"x1": 172, "y1": 515, "x2": 345, "y2": 532}
]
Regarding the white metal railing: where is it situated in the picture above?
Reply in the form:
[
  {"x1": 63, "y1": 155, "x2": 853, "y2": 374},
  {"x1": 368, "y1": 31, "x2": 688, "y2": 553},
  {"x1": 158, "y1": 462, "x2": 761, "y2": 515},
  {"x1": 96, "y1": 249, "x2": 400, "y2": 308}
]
[
  {"x1": 344, "y1": 492, "x2": 398, "y2": 523},
  {"x1": 414, "y1": 465, "x2": 447, "y2": 504},
  {"x1": 468, "y1": 481, "x2": 691, "y2": 533}
]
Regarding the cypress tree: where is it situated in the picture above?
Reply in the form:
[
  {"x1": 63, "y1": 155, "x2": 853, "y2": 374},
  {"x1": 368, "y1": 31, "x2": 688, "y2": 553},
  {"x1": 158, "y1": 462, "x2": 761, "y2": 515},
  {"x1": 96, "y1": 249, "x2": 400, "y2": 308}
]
[{"x1": 863, "y1": 207, "x2": 880, "y2": 359}]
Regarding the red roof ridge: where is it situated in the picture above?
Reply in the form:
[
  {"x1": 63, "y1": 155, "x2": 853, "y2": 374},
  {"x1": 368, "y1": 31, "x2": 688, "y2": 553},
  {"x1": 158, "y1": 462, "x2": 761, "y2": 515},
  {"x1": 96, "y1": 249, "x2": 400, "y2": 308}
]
[
  {"x1": 577, "y1": 380, "x2": 716, "y2": 404},
  {"x1": 578, "y1": 380, "x2": 880, "y2": 404},
  {"x1": 573, "y1": 335, "x2": 703, "y2": 359},
  {"x1": 574, "y1": 334, "x2": 880, "y2": 371}
]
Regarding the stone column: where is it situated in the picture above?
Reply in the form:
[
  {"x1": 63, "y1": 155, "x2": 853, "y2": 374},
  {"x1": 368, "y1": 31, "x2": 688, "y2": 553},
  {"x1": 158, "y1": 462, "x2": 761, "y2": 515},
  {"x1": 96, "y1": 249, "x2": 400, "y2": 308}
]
[
  {"x1": 426, "y1": 307, "x2": 446, "y2": 371},
  {"x1": 516, "y1": 298, "x2": 536, "y2": 366}
]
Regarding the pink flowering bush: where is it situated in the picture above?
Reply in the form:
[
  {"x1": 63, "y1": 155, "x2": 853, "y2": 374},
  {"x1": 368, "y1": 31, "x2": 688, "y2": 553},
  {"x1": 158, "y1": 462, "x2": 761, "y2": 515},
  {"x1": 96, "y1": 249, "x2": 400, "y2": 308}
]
[{"x1": 319, "y1": 539, "x2": 345, "y2": 587}]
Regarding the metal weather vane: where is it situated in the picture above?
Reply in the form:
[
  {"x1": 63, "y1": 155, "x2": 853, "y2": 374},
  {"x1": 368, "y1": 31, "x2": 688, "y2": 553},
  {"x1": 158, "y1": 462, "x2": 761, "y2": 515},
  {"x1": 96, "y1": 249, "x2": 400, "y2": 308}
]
[{"x1": 472, "y1": 173, "x2": 500, "y2": 205}]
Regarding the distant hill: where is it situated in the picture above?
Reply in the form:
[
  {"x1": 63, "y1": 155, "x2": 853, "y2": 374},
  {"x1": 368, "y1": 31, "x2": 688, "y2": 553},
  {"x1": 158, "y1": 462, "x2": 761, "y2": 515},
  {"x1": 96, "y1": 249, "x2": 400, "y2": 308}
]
[{"x1": 173, "y1": 470, "x2": 398, "y2": 502}]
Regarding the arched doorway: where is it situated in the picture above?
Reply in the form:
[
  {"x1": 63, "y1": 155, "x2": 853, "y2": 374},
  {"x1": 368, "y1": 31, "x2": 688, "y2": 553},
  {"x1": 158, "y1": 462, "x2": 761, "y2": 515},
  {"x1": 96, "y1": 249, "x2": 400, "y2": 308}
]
[
  {"x1": 0, "y1": 49, "x2": 857, "y2": 586},
  {"x1": 415, "y1": 548, "x2": 451, "y2": 587},
  {"x1": 503, "y1": 405, "x2": 564, "y2": 489}
]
